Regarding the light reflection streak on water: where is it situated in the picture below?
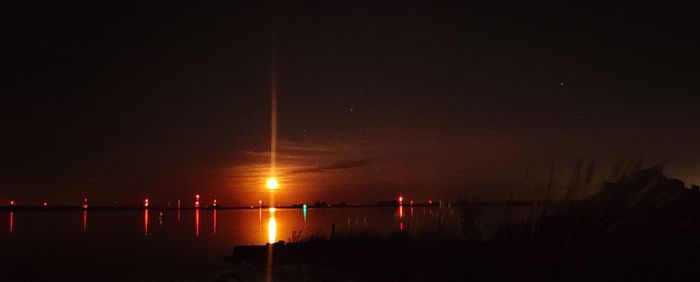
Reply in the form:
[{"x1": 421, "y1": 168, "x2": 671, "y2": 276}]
[
  {"x1": 83, "y1": 210, "x2": 88, "y2": 232},
  {"x1": 399, "y1": 205, "x2": 404, "y2": 231},
  {"x1": 265, "y1": 207, "x2": 277, "y2": 282},
  {"x1": 267, "y1": 208, "x2": 277, "y2": 244},
  {"x1": 195, "y1": 209, "x2": 200, "y2": 238},
  {"x1": 177, "y1": 200, "x2": 181, "y2": 223},
  {"x1": 213, "y1": 209, "x2": 217, "y2": 235},
  {"x1": 9, "y1": 212, "x2": 13, "y2": 233},
  {"x1": 144, "y1": 209, "x2": 149, "y2": 236},
  {"x1": 302, "y1": 204, "x2": 307, "y2": 222}
]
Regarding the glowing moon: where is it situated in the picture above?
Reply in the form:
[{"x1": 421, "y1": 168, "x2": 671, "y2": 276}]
[{"x1": 266, "y1": 177, "x2": 279, "y2": 190}]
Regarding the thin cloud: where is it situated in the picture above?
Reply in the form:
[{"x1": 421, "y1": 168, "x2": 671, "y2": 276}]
[{"x1": 288, "y1": 159, "x2": 374, "y2": 175}]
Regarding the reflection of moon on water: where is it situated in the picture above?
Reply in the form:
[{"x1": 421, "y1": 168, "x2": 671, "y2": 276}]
[{"x1": 267, "y1": 208, "x2": 277, "y2": 244}]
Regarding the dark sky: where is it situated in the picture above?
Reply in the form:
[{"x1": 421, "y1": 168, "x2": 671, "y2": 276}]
[{"x1": 2, "y1": 1, "x2": 700, "y2": 206}]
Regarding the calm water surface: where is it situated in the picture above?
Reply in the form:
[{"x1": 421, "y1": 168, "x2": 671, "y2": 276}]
[
  {"x1": 0, "y1": 207, "x2": 411, "y2": 280},
  {"x1": 0, "y1": 206, "x2": 527, "y2": 281}
]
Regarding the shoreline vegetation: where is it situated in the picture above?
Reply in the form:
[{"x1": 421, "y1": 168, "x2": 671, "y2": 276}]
[{"x1": 223, "y1": 166, "x2": 700, "y2": 281}]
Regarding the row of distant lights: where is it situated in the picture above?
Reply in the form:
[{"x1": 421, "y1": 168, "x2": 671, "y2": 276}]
[
  {"x1": 398, "y1": 196, "x2": 434, "y2": 206},
  {"x1": 5, "y1": 194, "x2": 221, "y2": 209},
  {"x1": 6, "y1": 195, "x2": 435, "y2": 208},
  {"x1": 142, "y1": 194, "x2": 212, "y2": 209}
]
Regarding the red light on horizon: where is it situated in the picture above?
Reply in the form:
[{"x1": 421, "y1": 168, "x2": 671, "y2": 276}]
[
  {"x1": 398, "y1": 196, "x2": 404, "y2": 204},
  {"x1": 195, "y1": 194, "x2": 201, "y2": 208},
  {"x1": 10, "y1": 200, "x2": 15, "y2": 206},
  {"x1": 144, "y1": 198, "x2": 150, "y2": 208},
  {"x1": 42, "y1": 202, "x2": 48, "y2": 206},
  {"x1": 82, "y1": 197, "x2": 89, "y2": 209},
  {"x1": 428, "y1": 200, "x2": 433, "y2": 205}
]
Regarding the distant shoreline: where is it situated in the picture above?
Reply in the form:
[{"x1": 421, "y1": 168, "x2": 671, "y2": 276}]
[{"x1": 0, "y1": 201, "x2": 540, "y2": 213}]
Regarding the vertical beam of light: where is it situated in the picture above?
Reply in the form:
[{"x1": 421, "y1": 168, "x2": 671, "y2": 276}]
[
  {"x1": 270, "y1": 21, "x2": 278, "y2": 181},
  {"x1": 267, "y1": 16, "x2": 279, "y2": 208},
  {"x1": 195, "y1": 208, "x2": 200, "y2": 238},
  {"x1": 270, "y1": 48, "x2": 277, "y2": 179},
  {"x1": 265, "y1": 10, "x2": 277, "y2": 282},
  {"x1": 144, "y1": 209, "x2": 149, "y2": 236},
  {"x1": 9, "y1": 212, "x2": 13, "y2": 233},
  {"x1": 83, "y1": 210, "x2": 88, "y2": 233},
  {"x1": 265, "y1": 244, "x2": 274, "y2": 282}
]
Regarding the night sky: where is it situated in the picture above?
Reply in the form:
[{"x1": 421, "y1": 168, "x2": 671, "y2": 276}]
[{"x1": 3, "y1": 1, "x2": 699, "y2": 206}]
